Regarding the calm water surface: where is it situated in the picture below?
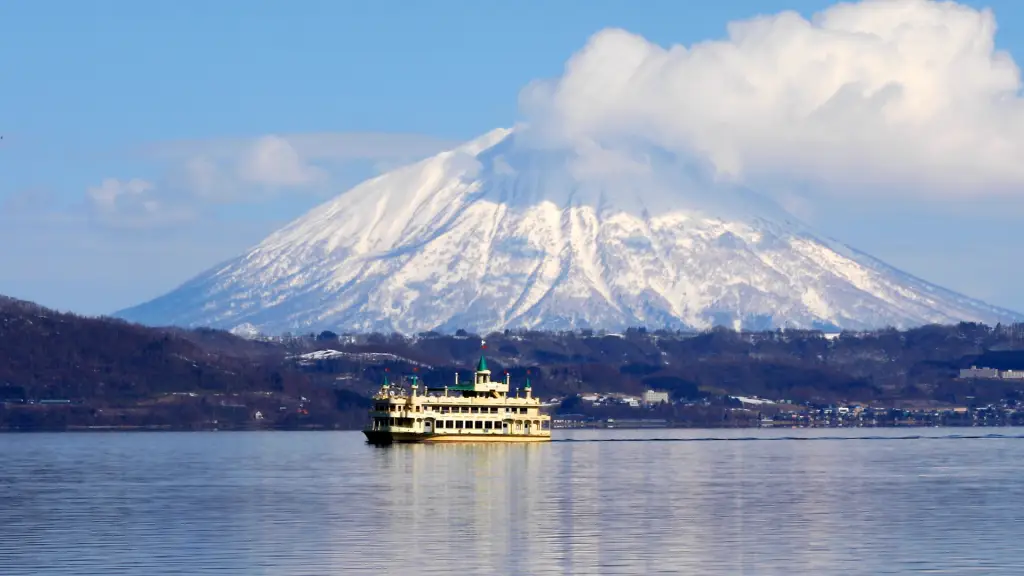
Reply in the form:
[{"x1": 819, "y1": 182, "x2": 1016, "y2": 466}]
[{"x1": 2, "y1": 428, "x2": 1024, "y2": 575}]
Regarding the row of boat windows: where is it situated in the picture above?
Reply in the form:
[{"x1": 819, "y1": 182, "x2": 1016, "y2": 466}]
[
  {"x1": 377, "y1": 418, "x2": 416, "y2": 428},
  {"x1": 371, "y1": 417, "x2": 550, "y2": 431},
  {"x1": 435, "y1": 420, "x2": 549, "y2": 430},
  {"x1": 374, "y1": 404, "x2": 531, "y2": 415}
]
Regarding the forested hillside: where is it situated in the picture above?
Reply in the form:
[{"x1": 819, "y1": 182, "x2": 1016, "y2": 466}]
[{"x1": 3, "y1": 294, "x2": 1024, "y2": 430}]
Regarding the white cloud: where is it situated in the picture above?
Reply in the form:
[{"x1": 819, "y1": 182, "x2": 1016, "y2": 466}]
[
  {"x1": 518, "y1": 0, "x2": 1024, "y2": 198},
  {"x1": 237, "y1": 135, "x2": 327, "y2": 187}
]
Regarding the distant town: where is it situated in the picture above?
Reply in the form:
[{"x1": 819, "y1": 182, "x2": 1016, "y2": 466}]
[
  {"x1": 959, "y1": 366, "x2": 1024, "y2": 380},
  {"x1": 550, "y1": 388, "x2": 1024, "y2": 429}
]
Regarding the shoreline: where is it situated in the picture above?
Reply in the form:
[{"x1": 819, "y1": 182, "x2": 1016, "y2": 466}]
[{"x1": 4, "y1": 423, "x2": 1024, "y2": 433}]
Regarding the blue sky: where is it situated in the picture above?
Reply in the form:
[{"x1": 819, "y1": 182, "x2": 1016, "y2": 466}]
[{"x1": 3, "y1": 0, "x2": 1024, "y2": 316}]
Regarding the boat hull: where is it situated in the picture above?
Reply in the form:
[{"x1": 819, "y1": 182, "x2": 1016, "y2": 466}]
[{"x1": 364, "y1": 430, "x2": 551, "y2": 445}]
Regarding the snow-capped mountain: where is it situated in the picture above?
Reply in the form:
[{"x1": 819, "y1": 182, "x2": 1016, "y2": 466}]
[
  {"x1": 116, "y1": 128, "x2": 1023, "y2": 334},
  {"x1": 228, "y1": 322, "x2": 262, "y2": 340}
]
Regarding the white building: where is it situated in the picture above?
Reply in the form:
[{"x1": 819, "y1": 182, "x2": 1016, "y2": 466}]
[
  {"x1": 643, "y1": 390, "x2": 670, "y2": 404},
  {"x1": 960, "y1": 366, "x2": 1000, "y2": 379}
]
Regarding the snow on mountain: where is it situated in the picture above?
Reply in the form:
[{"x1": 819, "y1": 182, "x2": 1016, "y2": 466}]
[
  {"x1": 115, "y1": 128, "x2": 1024, "y2": 335},
  {"x1": 291, "y1": 350, "x2": 431, "y2": 368},
  {"x1": 228, "y1": 322, "x2": 262, "y2": 340}
]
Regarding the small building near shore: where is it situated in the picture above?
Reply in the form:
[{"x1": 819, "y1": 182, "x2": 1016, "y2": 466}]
[
  {"x1": 960, "y1": 366, "x2": 1000, "y2": 379},
  {"x1": 643, "y1": 390, "x2": 669, "y2": 405}
]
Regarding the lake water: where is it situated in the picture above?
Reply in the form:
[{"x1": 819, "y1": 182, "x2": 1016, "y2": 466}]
[{"x1": 2, "y1": 428, "x2": 1024, "y2": 575}]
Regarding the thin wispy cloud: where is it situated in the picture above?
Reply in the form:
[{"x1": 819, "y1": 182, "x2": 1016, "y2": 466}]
[
  {"x1": 141, "y1": 132, "x2": 461, "y2": 165},
  {"x1": 86, "y1": 178, "x2": 196, "y2": 229},
  {"x1": 84, "y1": 132, "x2": 461, "y2": 227}
]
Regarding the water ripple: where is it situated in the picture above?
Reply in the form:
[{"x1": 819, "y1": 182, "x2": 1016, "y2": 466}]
[
  {"x1": 2, "y1": 428, "x2": 1023, "y2": 575},
  {"x1": 555, "y1": 432, "x2": 1024, "y2": 442}
]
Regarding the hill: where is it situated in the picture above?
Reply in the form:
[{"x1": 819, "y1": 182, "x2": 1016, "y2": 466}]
[
  {"x1": 0, "y1": 296, "x2": 353, "y2": 430},
  {"x1": 5, "y1": 295, "x2": 1024, "y2": 430}
]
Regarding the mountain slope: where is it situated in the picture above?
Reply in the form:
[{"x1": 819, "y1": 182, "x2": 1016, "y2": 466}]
[{"x1": 117, "y1": 128, "x2": 1023, "y2": 334}]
